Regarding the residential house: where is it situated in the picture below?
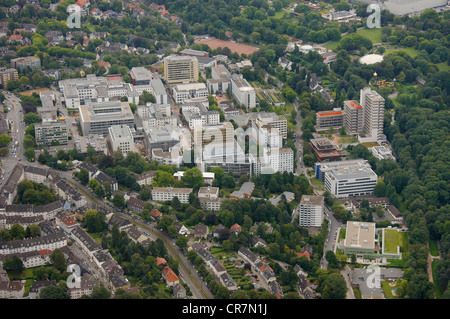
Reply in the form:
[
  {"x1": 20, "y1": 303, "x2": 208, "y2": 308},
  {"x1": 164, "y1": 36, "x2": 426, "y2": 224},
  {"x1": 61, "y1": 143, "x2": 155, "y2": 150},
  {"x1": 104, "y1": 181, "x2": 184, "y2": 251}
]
[{"x1": 162, "y1": 266, "x2": 179, "y2": 287}]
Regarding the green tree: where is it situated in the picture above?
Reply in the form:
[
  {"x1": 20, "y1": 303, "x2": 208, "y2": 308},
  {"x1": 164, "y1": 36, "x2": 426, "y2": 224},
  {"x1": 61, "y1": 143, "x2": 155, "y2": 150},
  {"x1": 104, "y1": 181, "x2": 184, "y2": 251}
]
[
  {"x1": 112, "y1": 194, "x2": 126, "y2": 209},
  {"x1": 50, "y1": 249, "x2": 66, "y2": 273},
  {"x1": 182, "y1": 167, "x2": 204, "y2": 190},
  {"x1": 0, "y1": 133, "x2": 12, "y2": 146},
  {"x1": 3, "y1": 255, "x2": 24, "y2": 273}
]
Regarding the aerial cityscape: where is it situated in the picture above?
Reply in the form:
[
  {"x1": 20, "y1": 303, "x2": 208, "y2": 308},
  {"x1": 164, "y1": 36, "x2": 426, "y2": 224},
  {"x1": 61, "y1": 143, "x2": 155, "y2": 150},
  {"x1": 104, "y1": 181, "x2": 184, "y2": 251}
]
[{"x1": 0, "y1": 0, "x2": 448, "y2": 305}]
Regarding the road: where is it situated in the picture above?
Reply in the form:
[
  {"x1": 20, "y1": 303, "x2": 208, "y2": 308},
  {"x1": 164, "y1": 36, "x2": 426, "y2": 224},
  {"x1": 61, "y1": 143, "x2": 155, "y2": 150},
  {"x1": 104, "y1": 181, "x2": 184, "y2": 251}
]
[{"x1": 320, "y1": 204, "x2": 345, "y2": 269}]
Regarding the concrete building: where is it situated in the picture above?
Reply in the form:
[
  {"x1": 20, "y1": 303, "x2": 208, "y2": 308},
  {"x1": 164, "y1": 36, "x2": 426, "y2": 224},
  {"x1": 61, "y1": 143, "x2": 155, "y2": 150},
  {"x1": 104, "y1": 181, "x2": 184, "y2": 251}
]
[
  {"x1": 343, "y1": 100, "x2": 364, "y2": 134},
  {"x1": 108, "y1": 124, "x2": 136, "y2": 157},
  {"x1": 151, "y1": 147, "x2": 183, "y2": 167},
  {"x1": 343, "y1": 221, "x2": 377, "y2": 257},
  {"x1": 369, "y1": 146, "x2": 395, "y2": 161},
  {"x1": 164, "y1": 55, "x2": 199, "y2": 84},
  {"x1": 254, "y1": 112, "x2": 287, "y2": 139},
  {"x1": 314, "y1": 159, "x2": 372, "y2": 183},
  {"x1": 309, "y1": 137, "x2": 342, "y2": 162},
  {"x1": 79, "y1": 100, "x2": 135, "y2": 136},
  {"x1": 230, "y1": 73, "x2": 255, "y2": 109},
  {"x1": 172, "y1": 82, "x2": 208, "y2": 104},
  {"x1": 0, "y1": 68, "x2": 18, "y2": 88},
  {"x1": 324, "y1": 165, "x2": 378, "y2": 198},
  {"x1": 299, "y1": 195, "x2": 324, "y2": 227},
  {"x1": 151, "y1": 187, "x2": 193, "y2": 203},
  {"x1": 198, "y1": 186, "x2": 222, "y2": 211},
  {"x1": 383, "y1": 0, "x2": 447, "y2": 15},
  {"x1": 10, "y1": 56, "x2": 41, "y2": 71},
  {"x1": 316, "y1": 108, "x2": 344, "y2": 131},
  {"x1": 34, "y1": 121, "x2": 69, "y2": 146},
  {"x1": 130, "y1": 67, "x2": 152, "y2": 85},
  {"x1": 181, "y1": 101, "x2": 220, "y2": 129},
  {"x1": 207, "y1": 64, "x2": 230, "y2": 94},
  {"x1": 360, "y1": 87, "x2": 385, "y2": 143}
]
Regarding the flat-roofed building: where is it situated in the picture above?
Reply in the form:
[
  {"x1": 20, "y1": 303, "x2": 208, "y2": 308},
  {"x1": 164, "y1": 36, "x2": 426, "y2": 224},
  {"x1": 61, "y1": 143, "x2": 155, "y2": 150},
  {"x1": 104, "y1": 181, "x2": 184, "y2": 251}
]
[
  {"x1": 309, "y1": 137, "x2": 342, "y2": 162},
  {"x1": 369, "y1": 146, "x2": 395, "y2": 161},
  {"x1": 130, "y1": 67, "x2": 152, "y2": 85},
  {"x1": 108, "y1": 124, "x2": 135, "y2": 157},
  {"x1": 314, "y1": 159, "x2": 371, "y2": 183},
  {"x1": 324, "y1": 165, "x2": 378, "y2": 198},
  {"x1": 164, "y1": 55, "x2": 198, "y2": 84},
  {"x1": 316, "y1": 108, "x2": 344, "y2": 131},
  {"x1": 299, "y1": 195, "x2": 324, "y2": 227},
  {"x1": 230, "y1": 73, "x2": 255, "y2": 109},
  {"x1": 172, "y1": 82, "x2": 208, "y2": 104},
  {"x1": 34, "y1": 121, "x2": 69, "y2": 146},
  {"x1": 360, "y1": 87, "x2": 385, "y2": 142},
  {"x1": 254, "y1": 112, "x2": 287, "y2": 139},
  {"x1": 193, "y1": 121, "x2": 234, "y2": 149},
  {"x1": 10, "y1": 56, "x2": 41, "y2": 71},
  {"x1": 343, "y1": 221, "x2": 376, "y2": 257},
  {"x1": 151, "y1": 187, "x2": 193, "y2": 203},
  {"x1": 151, "y1": 147, "x2": 183, "y2": 167},
  {"x1": 79, "y1": 100, "x2": 135, "y2": 136},
  {"x1": 198, "y1": 186, "x2": 222, "y2": 211},
  {"x1": 0, "y1": 68, "x2": 18, "y2": 88},
  {"x1": 343, "y1": 100, "x2": 364, "y2": 134}
]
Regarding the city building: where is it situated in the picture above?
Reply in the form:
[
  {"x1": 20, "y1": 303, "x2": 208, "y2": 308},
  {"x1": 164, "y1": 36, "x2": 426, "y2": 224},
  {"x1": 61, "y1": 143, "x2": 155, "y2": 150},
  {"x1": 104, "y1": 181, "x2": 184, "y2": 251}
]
[
  {"x1": 34, "y1": 121, "x2": 69, "y2": 146},
  {"x1": 230, "y1": 182, "x2": 255, "y2": 199},
  {"x1": 151, "y1": 147, "x2": 183, "y2": 167},
  {"x1": 360, "y1": 87, "x2": 385, "y2": 143},
  {"x1": 163, "y1": 55, "x2": 199, "y2": 84},
  {"x1": 146, "y1": 125, "x2": 180, "y2": 152},
  {"x1": 299, "y1": 195, "x2": 324, "y2": 227},
  {"x1": 324, "y1": 165, "x2": 378, "y2": 198},
  {"x1": 0, "y1": 68, "x2": 18, "y2": 88},
  {"x1": 314, "y1": 159, "x2": 371, "y2": 183},
  {"x1": 343, "y1": 100, "x2": 364, "y2": 135},
  {"x1": 254, "y1": 112, "x2": 287, "y2": 139},
  {"x1": 130, "y1": 67, "x2": 152, "y2": 85},
  {"x1": 369, "y1": 146, "x2": 396, "y2": 161},
  {"x1": 207, "y1": 64, "x2": 230, "y2": 94},
  {"x1": 151, "y1": 187, "x2": 193, "y2": 203},
  {"x1": 343, "y1": 221, "x2": 377, "y2": 257},
  {"x1": 108, "y1": 124, "x2": 136, "y2": 157},
  {"x1": 309, "y1": 137, "x2": 342, "y2": 162},
  {"x1": 198, "y1": 186, "x2": 222, "y2": 211},
  {"x1": 230, "y1": 73, "x2": 256, "y2": 109},
  {"x1": 10, "y1": 56, "x2": 41, "y2": 71},
  {"x1": 79, "y1": 101, "x2": 135, "y2": 136},
  {"x1": 181, "y1": 101, "x2": 220, "y2": 129},
  {"x1": 315, "y1": 108, "x2": 344, "y2": 132},
  {"x1": 172, "y1": 82, "x2": 208, "y2": 104},
  {"x1": 174, "y1": 171, "x2": 215, "y2": 185}
]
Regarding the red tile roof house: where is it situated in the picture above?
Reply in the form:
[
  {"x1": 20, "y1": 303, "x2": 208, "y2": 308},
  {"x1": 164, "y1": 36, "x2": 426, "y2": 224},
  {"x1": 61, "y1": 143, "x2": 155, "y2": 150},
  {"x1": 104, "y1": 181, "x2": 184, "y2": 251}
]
[
  {"x1": 230, "y1": 223, "x2": 241, "y2": 235},
  {"x1": 150, "y1": 208, "x2": 162, "y2": 219},
  {"x1": 156, "y1": 257, "x2": 167, "y2": 267},
  {"x1": 162, "y1": 266, "x2": 179, "y2": 287}
]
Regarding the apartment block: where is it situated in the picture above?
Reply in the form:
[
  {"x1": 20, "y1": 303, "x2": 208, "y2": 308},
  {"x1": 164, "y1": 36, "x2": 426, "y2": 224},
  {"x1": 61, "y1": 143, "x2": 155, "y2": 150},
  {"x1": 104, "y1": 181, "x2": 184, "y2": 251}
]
[
  {"x1": 164, "y1": 55, "x2": 199, "y2": 84},
  {"x1": 324, "y1": 165, "x2": 378, "y2": 198},
  {"x1": 151, "y1": 187, "x2": 193, "y2": 203},
  {"x1": 34, "y1": 121, "x2": 69, "y2": 146},
  {"x1": 172, "y1": 82, "x2": 208, "y2": 104},
  {"x1": 10, "y1": 56, "x2": 41, "y2": 71},
  {"x1": 230, "y1": 73, "x2": 255, "y2": 109},
  {"x1": 108, "y1": 124, "x2": 135, "y2": 157},
  {"x1": 0, "y1": 68, "x2": 18, "y2": 88},
  {"x1": 254, "y1": 112, "x2": 287, "y2": 139},
  {"x1": 343, "y1": 100, "x2": 364, "y2": 134},
  {"x1": 360, "y1": 87, "x2": 385, "y2": 142},
  {"x1": 299, "y1": 195, "x2": 324, "y2": 227},
  {"x1": 315, "y1": 108, "x2": 344, "y2": 131}
]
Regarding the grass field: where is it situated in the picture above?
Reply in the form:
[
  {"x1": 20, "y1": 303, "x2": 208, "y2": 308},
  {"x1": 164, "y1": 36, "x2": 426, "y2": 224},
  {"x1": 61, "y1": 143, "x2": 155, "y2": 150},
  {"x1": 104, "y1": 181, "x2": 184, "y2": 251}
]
[
  {"x1": 323, "y1": 40, "x2": 340, "y2": 50},
  {"x1": 429, "y1": 239, "x2": 440, "y2": 257},
  {"x1": 437, "y1": 62, "x2": 450, "y2": 72},
  {"x1": 384, "y1": 229, "x2": 400, "y2": 254},
  {"x1": 356, "y1": 28, "x2": 383, "y2": 44},
  {"x1": 384, "y1": 47, "x2": 419, "y2": 58},
  {"x1": 381, "y1": 280, "x2": 400, "y2": 299}
]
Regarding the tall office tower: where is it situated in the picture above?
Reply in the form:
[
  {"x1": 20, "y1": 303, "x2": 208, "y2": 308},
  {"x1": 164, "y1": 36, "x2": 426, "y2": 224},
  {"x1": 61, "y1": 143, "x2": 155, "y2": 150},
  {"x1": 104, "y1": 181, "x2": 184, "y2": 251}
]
[
  {"x1": 343, "y1": 100, "x2": 364, "y2": 134},
  {"x1": 360, "y1": 87, "x2": 385, "y2": 141},
  {"x1": 163, "y1": 55, "x2": 199, "y2": 84},
  {"x1": 299, "y1": 195, "x2": 324, "y2": 227}
]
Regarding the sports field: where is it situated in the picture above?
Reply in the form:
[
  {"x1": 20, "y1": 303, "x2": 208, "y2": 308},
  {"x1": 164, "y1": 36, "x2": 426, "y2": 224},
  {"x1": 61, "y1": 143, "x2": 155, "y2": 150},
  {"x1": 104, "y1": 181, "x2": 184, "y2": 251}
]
[{"x1": 194, "y1": 37, "x2": 259, "y2": 55}]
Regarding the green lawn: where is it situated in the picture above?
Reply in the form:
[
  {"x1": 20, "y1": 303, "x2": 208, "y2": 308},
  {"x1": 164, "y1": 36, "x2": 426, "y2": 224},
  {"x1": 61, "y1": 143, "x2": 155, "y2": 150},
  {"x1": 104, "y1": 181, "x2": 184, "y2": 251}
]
[
  {"x1": 323, "y1": 40, "x2": 340, "y2": 50},
  {"x1": 381, "y1": 280, "x2": 400, "y2": 299},
  {"x1": 384, "y1": 229, "x2": 400, "y2": 254},
  {"x1": 384, "y1": 47, "x2": 419, "y2": 58},
  {"x1": 356, "y1": 28, "x2": 383, "y2": 44},
  {"x1": 429, "y1": 239, "x2": 439, "y2": 257},
  {"x1": 437, "y1": 62, "x2": 450, "y2": 72}
]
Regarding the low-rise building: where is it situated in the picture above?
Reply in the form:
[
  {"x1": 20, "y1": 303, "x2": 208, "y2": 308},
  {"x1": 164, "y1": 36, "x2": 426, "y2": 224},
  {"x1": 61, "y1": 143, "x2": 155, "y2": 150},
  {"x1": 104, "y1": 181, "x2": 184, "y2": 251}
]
[{"x1": 151, "y1": 187, "x2": 193, "y2": 203}]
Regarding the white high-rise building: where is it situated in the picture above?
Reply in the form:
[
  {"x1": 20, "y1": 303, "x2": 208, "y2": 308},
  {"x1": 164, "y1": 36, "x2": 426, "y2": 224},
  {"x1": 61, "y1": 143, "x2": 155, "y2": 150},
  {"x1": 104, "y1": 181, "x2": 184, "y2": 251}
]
[
  {"x1": 324, "y1": 165, "x2": 378, "y2": 198},
  {"x1": 108, "y1": 124, "x2": 135, "y2": 157},
  {"x1": 299, "y1": 195, "x2": 324, "y2": 227},
  {"x1": 360, "y1": 87, "x2": 385, "y2": 142}
]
